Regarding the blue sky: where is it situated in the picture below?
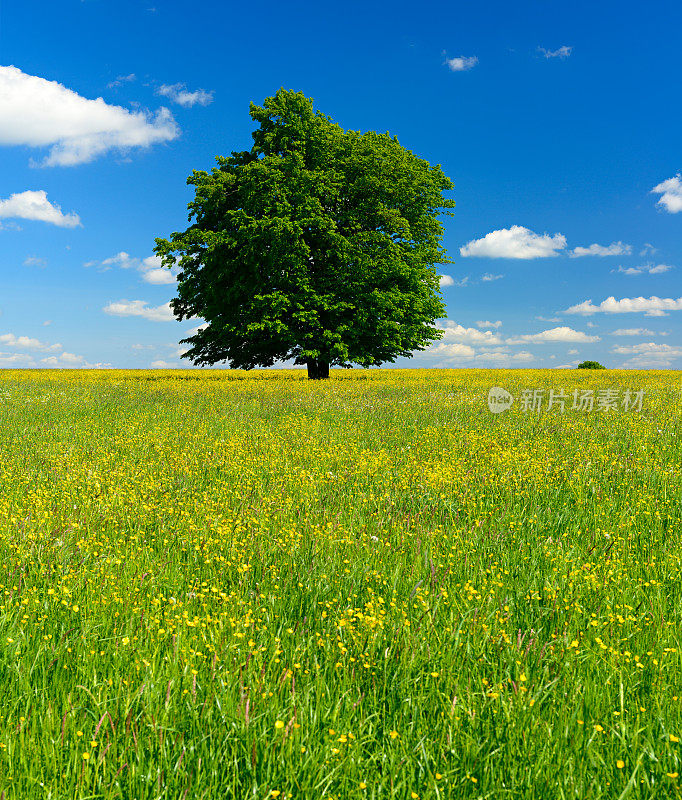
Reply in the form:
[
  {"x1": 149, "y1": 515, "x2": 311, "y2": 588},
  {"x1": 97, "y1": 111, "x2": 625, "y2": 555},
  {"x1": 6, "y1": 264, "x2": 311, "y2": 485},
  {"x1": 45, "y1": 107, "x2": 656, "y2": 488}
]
[{"x1": 0, "y1": 0, "x2": 680, "y2": 369}]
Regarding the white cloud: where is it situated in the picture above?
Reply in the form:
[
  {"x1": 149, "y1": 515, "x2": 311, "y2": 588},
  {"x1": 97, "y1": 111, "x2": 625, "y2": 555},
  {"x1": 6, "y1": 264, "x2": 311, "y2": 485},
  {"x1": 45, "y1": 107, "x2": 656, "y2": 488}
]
[
  {"x1": 140, "y1": 258, "x2": 177, "y2": 284},
  {"x1": 42, "y1": 352, "x2": 85, "y2": 365},
  {"x1": 536, "y1": 315, "x2": 562, "y2": 323},
  {"x1": 566, "y1": 295, "x2": 682, "y2": 316},
  {"x1": 0, "y1": 351, "x2": 36, "y2": 367},
  {"x1": 156, "y1": 83, "x2": 213, "y2": 108},
  {"x1": 476, "y1": 319, "x2": 502, "y2": 329},
  {"x1": 426, "y1": 342, "x2": 476, "y2": 358},
  {"x1": 40, "y1": 352, "x2": 111, "y2": 368},
  {"x1": 445, "y1": 56, "x2": 478, "y2": 72},
  {"x1": 0, "y1": 65, "x2": 178, "y2": 166},
  {"x1": 427, "y1": 344, "x2": 532, "y2": 364},
  {"x1": 103, "y1": 300, "x2": 175, "y2": 322},
  {"x1": 651, "y1": 174, "x2": 682, "y2": 213},
  {"x1": 474, "y1": 350, "x2": 534, "y2": 363},
  {"x1": 612, "y1": 342, "x2": 682, "y2": 356},
  {"x1": 460, "y1": 225, "x2": 566, "y2": 259},
  {"x1": 0, "y1": 333, "x2": 61, "y2": 351},
  {"x1": 150, "y1": 359, "x2": 176, "y2": 368},
  {"x1": 0, "y1": 190, "x2": 80, "y2": 228},
  {"x1": 567, "y1": 348, "x2": 578, "y2": 354},
  {"x1": 480, "y1": 272, "x2": 504, "y2": 281},
  {"x1": 649, "y1": 264, "x2": 673, "y2": 274},
  {"x1": 86, "y1": 252, "x2": 178, "y2": 283},
  {"x1": 613, "y1": 264, "x2": 673, "y2": 275},
  {"x1": 505, "y1": 326, "x2": 600, "y2": 344},
  {"x1": 538, "y1": 46, "x2": 572, "y2": 59},
  {"x1": 439, "y1": 274, "x2": 454, "y2": 287},
  {"x1": 612, "y1": 342, "x2": 682, "y2": 368},
  {"x1": 107, "y1": 74, "x2": 136, "y2": 89},
  {"x1": 612, "y1": 328, "x2": 657, "y2": 336},
  {"x1": 101, "y1": 251, "x2": 136, "y2": 268},
  {"x1": 640, "y1": 243, "x2": 657, "y2": 257},
  {"x1": 436, "y1": 321, "x2": 503, "y2": 345},
  {"x1": 24, "y1": 255, "x2": 47, "y2": 267},
  {"x1": 570, "y1": 241, "x2": 631, "y2": 257},
  {"x1": 183, "y1": 324, "x2": 206, "y2": 338}
]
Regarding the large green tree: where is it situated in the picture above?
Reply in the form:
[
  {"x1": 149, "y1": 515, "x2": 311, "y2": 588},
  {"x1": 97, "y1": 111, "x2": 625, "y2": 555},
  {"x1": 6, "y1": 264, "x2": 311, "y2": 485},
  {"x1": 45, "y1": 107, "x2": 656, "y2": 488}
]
[{"x1": 154, "y1": 88, "x2": 455, "y2": 378}]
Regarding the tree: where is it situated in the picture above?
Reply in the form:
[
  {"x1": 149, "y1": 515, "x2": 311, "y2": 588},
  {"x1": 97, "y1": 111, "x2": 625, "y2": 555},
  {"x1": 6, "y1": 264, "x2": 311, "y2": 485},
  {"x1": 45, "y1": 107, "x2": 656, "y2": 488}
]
[
  {"x1": 577, "y1": 360, "x2": 606, "y2": 369},
  {"x1": 154, "y1": 88, "x2": 456, "y2": 379}
]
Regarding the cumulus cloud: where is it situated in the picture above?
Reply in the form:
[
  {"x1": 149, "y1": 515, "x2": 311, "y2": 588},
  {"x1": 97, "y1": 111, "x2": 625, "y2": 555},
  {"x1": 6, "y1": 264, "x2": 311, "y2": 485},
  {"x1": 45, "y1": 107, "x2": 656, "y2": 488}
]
[
  {"x1": 40, "y1": 352, "x2": 111, "y2": 368},
  {"x1": 41, "y1": 352, "x2": 85, "y2": 365},
  {"x1": 476, "y1": 320, "x2": 502, "y2": 329},
  {"x1": 475, "y1": 350, "x2": 534, "y2": 363},
  {"x1": 538, "y1": 46, "x2": 572, "y2": 59},
  {"x1": 0, "y1": 190, "x2": 80, "y2": 227},
  {"x1": 611, "y1": 328, "x2": 656, "y2": 336},
  {"x1": 480, "y1": 272, "x2": 504, "y2": 281},
  {"x1": 142, "y1": 267, "x2": 177, "y2": 284},
  {"x1": 156, "y1": 83, "x2": 213, "y2": 107},
  {"x1": 444, "y1": 56, "x2": 478, "y2": 72},
  {"x1": 85, "y1": 251, "x2": 177, "y2": 283},
  {"x1": 0, "y1": 351, "x2": 36, "y2": 367},
  {"x1": 565, "y1": 295, "x2": 682, "y2": 316},
  {"x1": 425, "y1": 322, "x2": 541, "y2": 365},
  {"x1": 425, "y1": 342, "x2": 472, "y2": 358},
  {"x1": 24, "y1": 255, "x2": 47, "y2": 268},
  {"x1": 505, "y1": 326, "x2": 600, "y2": 344},
  {"x1": 612, "y1": 342, "x2": 682, "y2": 355},
  {"x1": 439, "y1": 274, "x2": 454, "y2": 287},
  {"x1": 612, "y1": 342, "x2": 682, "y2": 368},
  {"x1": 107, "y1": 74, "x2": 136, "y2": 89},
  {"x1": 460, "y1": 225, "x2": 566, "y2": 259},
  {"x1": 0, "y1": 333, "x2": 61, "y2": 351},
  {"x1": 183, "y1": 324, "x2": 206, "y2": 339},
  {"x1": 0, "y1": 65, "x2": 178, "y2": 166},
  {"x1": 648, "y1": 264, "x2": 673, "y2": 274},
  {"x1": 614, "y1": 263, "x2": 673, "y2": 275},
  {"x1": 103, "y1": 300, "x2": 175, "y2": 322},
  {"x1": 436, "y1": 321, "x2": 503, "y2": 345},
  {"x1": 570, "y1": 241, "x2": 631, "y2": 257},
  {"x1": 427, "y1": 343, "x2": 534, "y2": 365},
  {"x1": 651, "y1": 174, "x2": 682, "y2": 213}
]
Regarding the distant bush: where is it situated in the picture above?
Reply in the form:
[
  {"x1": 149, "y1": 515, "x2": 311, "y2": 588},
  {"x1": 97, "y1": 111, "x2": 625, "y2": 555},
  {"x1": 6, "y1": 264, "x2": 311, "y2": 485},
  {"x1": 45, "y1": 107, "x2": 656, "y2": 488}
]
[{"x1": 577, "y1": 360, "x2": 606, "y2": 369}]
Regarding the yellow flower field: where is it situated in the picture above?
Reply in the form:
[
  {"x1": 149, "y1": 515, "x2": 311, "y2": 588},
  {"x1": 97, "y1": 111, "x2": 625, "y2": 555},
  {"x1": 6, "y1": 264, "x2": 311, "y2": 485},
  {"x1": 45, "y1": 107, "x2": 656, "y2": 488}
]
[{"x1": 0, "y1": 368, "x2": 680, "y2": 798}]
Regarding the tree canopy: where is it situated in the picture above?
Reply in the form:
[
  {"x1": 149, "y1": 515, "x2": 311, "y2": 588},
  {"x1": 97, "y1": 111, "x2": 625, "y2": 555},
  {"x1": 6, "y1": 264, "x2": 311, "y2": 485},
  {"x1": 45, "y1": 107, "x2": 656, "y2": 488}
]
[
  {"x1": 154, "y1": 88, "x2": 456, "y2": 378},
  {"x1": 577, "y1": 360, "x2": 606, "y2": 369}
]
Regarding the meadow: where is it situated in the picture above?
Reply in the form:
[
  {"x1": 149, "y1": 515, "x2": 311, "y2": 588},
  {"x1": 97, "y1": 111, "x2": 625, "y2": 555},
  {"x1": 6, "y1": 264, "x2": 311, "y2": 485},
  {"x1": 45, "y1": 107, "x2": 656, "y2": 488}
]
[{"x1": 0, "y1": 368, "x2": 680, "y2": 799}]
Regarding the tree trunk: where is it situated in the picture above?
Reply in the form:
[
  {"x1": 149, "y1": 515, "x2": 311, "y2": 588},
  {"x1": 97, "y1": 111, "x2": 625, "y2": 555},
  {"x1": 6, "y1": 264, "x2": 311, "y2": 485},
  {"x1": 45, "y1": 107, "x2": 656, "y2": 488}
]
[{"x1": 306, "y1": 359, "x2": 330, "y2": 380}]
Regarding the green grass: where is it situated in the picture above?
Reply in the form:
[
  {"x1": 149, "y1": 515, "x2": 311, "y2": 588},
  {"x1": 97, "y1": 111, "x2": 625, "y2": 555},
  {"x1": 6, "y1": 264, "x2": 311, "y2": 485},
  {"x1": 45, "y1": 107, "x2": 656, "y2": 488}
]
[{"x1": 0, "y1": 368, "x2": 681, "y2": 799}]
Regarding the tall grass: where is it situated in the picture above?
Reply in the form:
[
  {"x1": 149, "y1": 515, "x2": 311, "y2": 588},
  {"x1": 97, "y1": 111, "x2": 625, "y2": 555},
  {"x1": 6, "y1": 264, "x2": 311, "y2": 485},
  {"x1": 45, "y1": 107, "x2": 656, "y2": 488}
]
[{"x1": 0, "y1": 368, "x2": 680, "y2": 799}]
